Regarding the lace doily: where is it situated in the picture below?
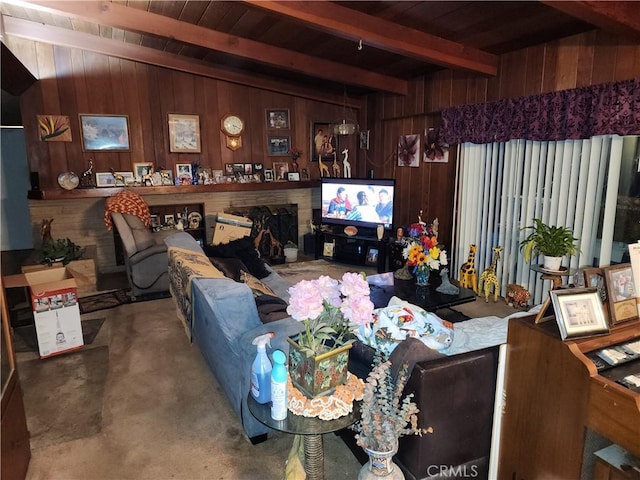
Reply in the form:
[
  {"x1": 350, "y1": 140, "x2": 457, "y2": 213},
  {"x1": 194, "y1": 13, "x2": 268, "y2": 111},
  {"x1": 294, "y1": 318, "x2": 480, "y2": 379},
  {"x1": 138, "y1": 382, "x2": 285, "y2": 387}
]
[{"x1": 287, "y1": 373, "x2": 364, "y2": 420}]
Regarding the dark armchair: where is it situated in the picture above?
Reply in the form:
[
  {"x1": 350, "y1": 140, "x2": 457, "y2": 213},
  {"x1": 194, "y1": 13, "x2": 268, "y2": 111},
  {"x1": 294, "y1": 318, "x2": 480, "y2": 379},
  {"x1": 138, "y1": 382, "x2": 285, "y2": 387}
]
[{"x1": 110, "y1": 212, "x2": 175, "y2": 300}]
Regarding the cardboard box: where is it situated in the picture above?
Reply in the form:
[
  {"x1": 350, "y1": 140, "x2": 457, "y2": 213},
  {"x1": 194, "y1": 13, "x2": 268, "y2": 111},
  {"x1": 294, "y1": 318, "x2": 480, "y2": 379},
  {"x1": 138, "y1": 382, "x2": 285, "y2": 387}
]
[
  {"x1": 4, "y1": 268, "x2": 84, "y2": 358},
  {"x1": 211, "y1": 213, "x2": 253, "y2": 245},
  {"x1": 22, "y1": 259, "x2": 97, "y2": 295}
]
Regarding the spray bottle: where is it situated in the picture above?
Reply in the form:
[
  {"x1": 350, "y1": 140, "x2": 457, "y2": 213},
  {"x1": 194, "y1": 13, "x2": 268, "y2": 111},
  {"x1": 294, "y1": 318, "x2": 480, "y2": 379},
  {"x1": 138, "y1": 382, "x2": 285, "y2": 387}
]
[
  {"x1": 270, "y1": 349, "x2": 288, "y2": 421},
  {"x1": 251, "y1": 332, "x2": 274, "y2": 404}
]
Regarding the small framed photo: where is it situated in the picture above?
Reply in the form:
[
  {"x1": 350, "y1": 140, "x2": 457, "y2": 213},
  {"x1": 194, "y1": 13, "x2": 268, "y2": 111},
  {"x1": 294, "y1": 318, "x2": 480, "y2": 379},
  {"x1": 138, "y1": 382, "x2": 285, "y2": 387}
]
[
  {"x1": 264, "y1": 169, "x2": 274, "y2": 182},
  {"x1": 602, "y1": 264, "x2": 638, "y2": 325},
  {"x1": 323, "y1": 241, "x2": 335, "y2": 258},
  {"x1": 211, "y1": 170, "x2": 224, "y2": 183},
  {"x1": 95, "y1": 172, "x2": 116, "y2": 187},
  {"x1": 301, "y1": 168, "x2": 310, "y2": 181},
  {"x1": 164, "y1": 214, "x2": 175, "y2": 227},
  {"x1": 550, "y1": 288, "x2": 610, "y2": 340},
  {"x1": 244, "y1": 163, "x2": 253, "y2": 174},
  {"x1": 79, "y1": 114, "x2": 130, "y2": 151},
  {"x1": 150, "y1": 215, "x2": 160, "y2": 230},
  {"x1": 114, "y1": 171, "x2": 134, "y2": 186},
  {"x1": 359, "y1": 130, "x2": 370, "y2": 150},
  {"x1": 175, "y1": 163, "x2": 192, "y2": 184},
  {"x1": 160, "y1": 170, "x2": 174, "y2": 186},
  {"x1": 583, "y1": 268, "x2": 610, "y2": 323},
  {"x1": 224, "y1": 163, "x2": 234, "y2": 176},
  {"x1": 266, "y1": 109, "x2": 290, "y2": 129},
  {"x1": 365, "y1": 246, "x2": 379, "y2": 266},
  {"x1": 287, "y1": 172, "x2": 300, "y2": 182},
  {"x1": 168, "y1": 113, "x2": 201, "y2": 153},
  {"x1": 267, "y1": 135, "x2": 291, "y2": 156},
  {"x1": 133, "y1": 162, "x2": 154, "y2": 179},
  {"x1": 273, "y1": 162, "x2": 289, "y2": 181}
]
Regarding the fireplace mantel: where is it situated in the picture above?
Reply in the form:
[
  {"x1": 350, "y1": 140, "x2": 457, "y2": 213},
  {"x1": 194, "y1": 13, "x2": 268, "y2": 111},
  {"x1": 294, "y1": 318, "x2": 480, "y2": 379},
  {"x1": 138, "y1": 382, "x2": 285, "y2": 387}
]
[{"x1": 27, "y1": 180, "x2": 320, "y2": 200}]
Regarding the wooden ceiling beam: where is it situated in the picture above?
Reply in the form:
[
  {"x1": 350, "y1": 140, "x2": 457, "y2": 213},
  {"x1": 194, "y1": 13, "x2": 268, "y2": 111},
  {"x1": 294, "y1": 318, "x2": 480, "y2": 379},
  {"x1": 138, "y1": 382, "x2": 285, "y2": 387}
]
[
  {"x1": 243, "y1": 0, "x2": 499, "y2": 76},
  {"x1": 2, "y1": 16, "x2": 362, "y2": 108},
  {"x1": 8, "y1": 0, "x2": 408, "y2": 95},
  {"x1": 541, "y1": 1, "x2": 640, "y2": 41}
]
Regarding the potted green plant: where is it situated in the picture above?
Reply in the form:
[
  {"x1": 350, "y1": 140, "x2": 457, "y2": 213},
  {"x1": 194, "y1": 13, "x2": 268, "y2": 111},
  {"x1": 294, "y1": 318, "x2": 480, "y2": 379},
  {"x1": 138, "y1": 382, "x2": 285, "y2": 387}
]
[
  {"x1": 519, "y1": 218, "x2": 578, "y2": 271},
  {"x1": 39, "y1": 237, "x2": 84, "y2": 265},
  {"x1": 351, "y1": 353, "x2": 431, "y2": 479}
]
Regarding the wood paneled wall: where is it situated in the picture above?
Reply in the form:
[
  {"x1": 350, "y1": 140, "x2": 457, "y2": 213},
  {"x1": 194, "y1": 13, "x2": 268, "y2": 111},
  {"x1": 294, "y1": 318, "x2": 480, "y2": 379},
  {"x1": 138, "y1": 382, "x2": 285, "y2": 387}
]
[
  {"x1": 366, "y1": 30, "x2": 640, "y2": 250},
  {"x1": 7, "y1": 37, "x2": 358, "y2": 191}
]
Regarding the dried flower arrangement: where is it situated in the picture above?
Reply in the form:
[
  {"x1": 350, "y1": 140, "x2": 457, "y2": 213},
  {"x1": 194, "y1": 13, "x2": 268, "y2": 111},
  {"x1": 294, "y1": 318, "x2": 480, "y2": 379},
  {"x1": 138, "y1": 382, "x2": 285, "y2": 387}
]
[{"x1": 351, "y1": 353, "x2": 432, "y2": 452}]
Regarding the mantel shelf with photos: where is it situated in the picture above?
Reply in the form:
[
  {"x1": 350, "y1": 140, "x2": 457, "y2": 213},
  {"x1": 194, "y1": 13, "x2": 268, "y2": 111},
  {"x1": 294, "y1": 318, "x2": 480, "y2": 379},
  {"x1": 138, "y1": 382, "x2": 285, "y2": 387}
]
[{"x1": 27, "y1": 180, "x2": 320, "y2": 200}]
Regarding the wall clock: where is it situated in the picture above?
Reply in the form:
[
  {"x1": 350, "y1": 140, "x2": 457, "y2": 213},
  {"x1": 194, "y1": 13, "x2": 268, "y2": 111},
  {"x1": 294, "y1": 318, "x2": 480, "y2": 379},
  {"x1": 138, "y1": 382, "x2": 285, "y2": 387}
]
[{"x1": 221, "y1": 113, "x2": 244, "y2": 151}]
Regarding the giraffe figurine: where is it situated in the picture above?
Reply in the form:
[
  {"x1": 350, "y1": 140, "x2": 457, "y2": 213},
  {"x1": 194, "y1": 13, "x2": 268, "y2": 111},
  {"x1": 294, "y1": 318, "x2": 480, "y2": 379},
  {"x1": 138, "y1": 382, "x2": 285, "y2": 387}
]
[
  {"x1": 318, "y1": 155, "x2": 330, "y2": 177},
  {"x1": 479, "y1": 246, "x2": 503, "y2": 303},
  {"x1": 459, "y1": 244, "x2": 478, "y2": 294}
]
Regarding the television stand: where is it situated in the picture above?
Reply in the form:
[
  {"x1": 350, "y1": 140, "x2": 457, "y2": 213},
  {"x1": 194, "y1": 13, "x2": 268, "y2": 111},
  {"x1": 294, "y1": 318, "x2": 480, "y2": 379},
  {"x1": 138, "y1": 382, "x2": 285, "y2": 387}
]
[{"x1": 315, "y1": 226, "x2": 388, "y2": 273}]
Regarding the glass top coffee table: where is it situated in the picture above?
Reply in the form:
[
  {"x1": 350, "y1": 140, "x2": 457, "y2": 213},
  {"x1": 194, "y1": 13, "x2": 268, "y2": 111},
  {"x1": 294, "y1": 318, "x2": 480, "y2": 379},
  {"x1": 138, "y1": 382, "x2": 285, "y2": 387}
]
[
  {"x1": 367, "y1": 271, "x2": 476, "y2": 312},
  {"x1": 247, "y1": 394, "x2": 359, "y2": 480}
]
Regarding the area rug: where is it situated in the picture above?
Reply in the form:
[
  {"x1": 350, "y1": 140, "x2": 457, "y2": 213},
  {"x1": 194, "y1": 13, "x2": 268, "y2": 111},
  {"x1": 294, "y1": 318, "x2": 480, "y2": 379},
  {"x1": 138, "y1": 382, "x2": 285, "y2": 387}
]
[
  {"x1": 270, "y1": 259, "x2": 377, "y2": 284},
  {"x1": 18, "y1": 345, "x2": 109, "y2": 449},
  {"x1": 79, "y1": 289, "x2": 130, "y2": 314},
  {"x1": 13, "y1": 317, "x2": 106, "y2": 353}
]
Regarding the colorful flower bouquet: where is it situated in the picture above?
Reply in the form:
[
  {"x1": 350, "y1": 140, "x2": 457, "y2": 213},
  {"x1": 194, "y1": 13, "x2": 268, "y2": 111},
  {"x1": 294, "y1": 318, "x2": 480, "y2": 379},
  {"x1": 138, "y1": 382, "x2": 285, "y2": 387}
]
[{"x1": 402, "y1": 217, "x2": 447, "y2": 285}]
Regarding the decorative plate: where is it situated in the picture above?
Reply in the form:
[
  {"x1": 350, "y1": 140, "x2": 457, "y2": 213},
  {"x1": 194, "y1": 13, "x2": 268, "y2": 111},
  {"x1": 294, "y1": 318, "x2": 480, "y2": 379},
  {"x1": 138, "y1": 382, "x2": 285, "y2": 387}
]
[
  {"x1": 344, "y1": 226, "x2": 358, "y2": 236},
  {"x1": 57, "y1": 171, "x2": 79, "y2": 190}
]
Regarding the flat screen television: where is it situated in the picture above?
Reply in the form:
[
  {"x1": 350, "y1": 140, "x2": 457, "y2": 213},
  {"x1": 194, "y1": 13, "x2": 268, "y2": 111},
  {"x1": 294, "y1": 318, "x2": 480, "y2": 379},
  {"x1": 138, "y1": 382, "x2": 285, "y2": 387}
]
[{"x1": 320, "y1": 177, "x2": 395, "y2": 232}]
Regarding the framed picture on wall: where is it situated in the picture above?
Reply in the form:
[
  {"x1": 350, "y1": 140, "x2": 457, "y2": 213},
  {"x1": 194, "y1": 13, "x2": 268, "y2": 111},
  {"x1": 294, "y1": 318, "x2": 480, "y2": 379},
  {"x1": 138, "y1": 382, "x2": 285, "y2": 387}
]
[
  {"x1": 311, "y1": 121, "x2": 337, "y2": 162},
  {"x1": 168, "y1": 114, "x2": 201, "y2": 153},
  {"x1": 267, "y1": 135, "x2": 291, "y2": 156},
  {"x1": 266, "y1": 109, "x2": 290, "y2": 129},
  {"x1": 79, "y1": 114, "x2": 130, "y2": 151}
]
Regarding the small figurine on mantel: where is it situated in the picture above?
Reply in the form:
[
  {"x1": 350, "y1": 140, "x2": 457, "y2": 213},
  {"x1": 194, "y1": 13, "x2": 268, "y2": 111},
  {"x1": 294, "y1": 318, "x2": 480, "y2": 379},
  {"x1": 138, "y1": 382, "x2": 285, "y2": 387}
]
[
  {"x1": 332, "y1": 156, "x2": 341, "y2": 177},
  {"x1": 342, "y1": 148, "x2": 351, "y2": 178},
  {"x1": 79, "y1": 159, "x2": 95, "y2": 188},
  {"x1": 318, "y1": 155, "x2": 331, "y2": 177}
]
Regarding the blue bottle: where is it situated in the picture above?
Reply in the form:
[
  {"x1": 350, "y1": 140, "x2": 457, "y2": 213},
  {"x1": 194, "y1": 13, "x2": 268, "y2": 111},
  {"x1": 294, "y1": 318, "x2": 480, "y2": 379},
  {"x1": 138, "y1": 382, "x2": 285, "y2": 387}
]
[
  {"x1": 251, "y1": 333, "x2": 274, "y2": 404},
  {"x1": 271, "y1": 349, "x2": 288, "y2": 421}
]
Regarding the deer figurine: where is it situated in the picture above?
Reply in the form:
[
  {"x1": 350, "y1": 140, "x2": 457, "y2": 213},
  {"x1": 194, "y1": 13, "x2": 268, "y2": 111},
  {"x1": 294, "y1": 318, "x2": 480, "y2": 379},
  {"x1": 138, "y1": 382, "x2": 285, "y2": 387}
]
[{"x1": 41, "y1": 218, "x2": 54, "y2": 247}]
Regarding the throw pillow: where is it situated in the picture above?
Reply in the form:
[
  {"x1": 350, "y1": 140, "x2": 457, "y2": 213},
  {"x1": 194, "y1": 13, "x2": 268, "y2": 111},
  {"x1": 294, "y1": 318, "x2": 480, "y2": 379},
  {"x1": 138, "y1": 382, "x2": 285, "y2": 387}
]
[
  {"x1": 255, "y1": 294, "x2": 289, "y2": 324},
  {"x1": 203, "y1": 237, "x2": 269, "y2": 279},
  {"x1": 209, "y1": 257, "x2": 248, "y2": 282}
]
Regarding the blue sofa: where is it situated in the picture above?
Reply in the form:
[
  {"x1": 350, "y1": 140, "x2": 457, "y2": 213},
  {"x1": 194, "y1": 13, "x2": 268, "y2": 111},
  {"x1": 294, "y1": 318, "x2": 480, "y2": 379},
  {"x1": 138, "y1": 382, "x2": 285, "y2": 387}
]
[{"x1": 164, "y1": 232, "x2": 302, "y2": 442}]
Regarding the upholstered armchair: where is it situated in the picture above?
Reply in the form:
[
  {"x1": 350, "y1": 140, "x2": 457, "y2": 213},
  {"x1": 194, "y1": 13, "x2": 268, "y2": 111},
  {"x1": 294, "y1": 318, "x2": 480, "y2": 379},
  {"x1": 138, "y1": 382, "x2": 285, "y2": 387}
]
[{"x1": 110, "y1": 212, "x2": 175, "y2": 300}]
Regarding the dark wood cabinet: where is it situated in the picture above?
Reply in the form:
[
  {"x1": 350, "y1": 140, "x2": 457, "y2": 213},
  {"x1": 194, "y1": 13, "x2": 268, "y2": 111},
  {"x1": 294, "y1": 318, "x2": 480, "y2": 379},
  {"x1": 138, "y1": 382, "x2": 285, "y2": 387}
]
[
  {"x1": 316, "y1": 229, "x2": 387, "y2": 273},
  {"x1": 1, "y1": 280, "x2": 31, "y2": 480}
]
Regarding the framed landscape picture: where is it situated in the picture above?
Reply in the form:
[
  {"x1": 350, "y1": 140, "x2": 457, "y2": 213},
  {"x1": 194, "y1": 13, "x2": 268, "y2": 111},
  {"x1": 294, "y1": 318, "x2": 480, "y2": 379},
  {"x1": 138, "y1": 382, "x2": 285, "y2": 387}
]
[
  {"x1": 79, "y1": 114, "x2": 130, "y2": 151},
  {"x1": 168, "y1": 114, "x2": 201, "y2": 153}
]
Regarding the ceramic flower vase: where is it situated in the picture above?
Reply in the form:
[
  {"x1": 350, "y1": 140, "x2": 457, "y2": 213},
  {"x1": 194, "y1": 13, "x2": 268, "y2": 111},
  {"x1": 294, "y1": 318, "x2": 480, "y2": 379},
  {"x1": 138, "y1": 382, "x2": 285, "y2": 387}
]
[
  {"x1": 415, "y1": 267, "x2": 430, "y2": 286},
  {"x1": 287, "y1": 337, "x2": 351, "y2": 398},
  {"x1": 358, "y1": 444, "x2": 404, "y2": 479}
]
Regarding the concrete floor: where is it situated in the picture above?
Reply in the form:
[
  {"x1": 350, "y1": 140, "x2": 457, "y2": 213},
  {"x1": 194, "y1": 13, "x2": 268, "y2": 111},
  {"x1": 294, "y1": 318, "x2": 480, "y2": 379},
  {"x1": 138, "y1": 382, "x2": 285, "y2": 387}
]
[{"x1": 17, "y1": 265, "x2": 525, "y2": 480}]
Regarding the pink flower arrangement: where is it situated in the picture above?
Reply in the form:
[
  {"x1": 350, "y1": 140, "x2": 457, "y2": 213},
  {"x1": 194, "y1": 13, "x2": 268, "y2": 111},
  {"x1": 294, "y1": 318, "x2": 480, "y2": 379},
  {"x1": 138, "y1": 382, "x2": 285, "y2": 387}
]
[{"x1": 287, "y1": 272, "x2": 374, "y2": 355}]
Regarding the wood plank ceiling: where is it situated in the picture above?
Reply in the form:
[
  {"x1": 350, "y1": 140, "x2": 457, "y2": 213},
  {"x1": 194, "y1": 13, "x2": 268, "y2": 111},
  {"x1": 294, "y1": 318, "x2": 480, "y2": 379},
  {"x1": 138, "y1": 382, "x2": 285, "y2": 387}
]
[{"x1": 2, "y1": 1, "x2": 640, "y2": 98}]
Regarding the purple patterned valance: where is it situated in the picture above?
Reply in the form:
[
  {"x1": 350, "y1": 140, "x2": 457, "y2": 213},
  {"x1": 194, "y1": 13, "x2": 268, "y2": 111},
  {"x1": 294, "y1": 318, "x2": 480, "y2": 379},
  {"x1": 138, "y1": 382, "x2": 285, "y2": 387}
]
[{"x1": 441, "y1": 78, "x2": 640, "y2": 144}]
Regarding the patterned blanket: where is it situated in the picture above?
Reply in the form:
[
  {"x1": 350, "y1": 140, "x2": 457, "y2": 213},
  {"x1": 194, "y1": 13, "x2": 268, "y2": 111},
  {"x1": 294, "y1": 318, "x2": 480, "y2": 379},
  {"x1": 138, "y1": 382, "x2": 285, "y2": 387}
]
[
  {"x1": 104, "y1": 190, "x2": 151, "y2": 231},
  {"x1": 167, "y1": 246, "x2": 225, "y2": 337}
]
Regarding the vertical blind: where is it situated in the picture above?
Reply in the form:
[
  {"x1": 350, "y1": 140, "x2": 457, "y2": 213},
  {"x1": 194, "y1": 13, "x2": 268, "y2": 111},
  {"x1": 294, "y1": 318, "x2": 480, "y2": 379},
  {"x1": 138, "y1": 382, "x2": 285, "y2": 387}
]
[{"x1": 452, "y1": 135, "x2": 624, "y2": 304}]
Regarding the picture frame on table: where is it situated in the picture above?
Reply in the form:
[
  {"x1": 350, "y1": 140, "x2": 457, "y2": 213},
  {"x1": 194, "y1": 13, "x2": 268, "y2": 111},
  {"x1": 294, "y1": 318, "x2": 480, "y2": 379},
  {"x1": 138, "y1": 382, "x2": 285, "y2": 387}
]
[
  {"x1": 273, "y1": 162, "x2": 289, "y2": 181},
  {"x1": 133, "y1": 162, "x2": 154, "y2": 179},
  {"x1": 168, "y1": 113, "x2": 201, "y2": 153},
  {"x1": 266, "y1": 109, "x2": 290, "y2": 129},
  {"x1": 267, "y1": 135, "x2": 291, "y2": 156},
  {"x1": 287, "y1": 172, "x2": 300, "y2": 182},
  {"x1": 79, "y1": 114, "x2": 130, "y2": 151},
  {"x1": 583, "y1": 267, "x2": 610, "y2": 324},
  {"x1": 365, "y1": 246, "x2": 379, "y2": 266},
  {"x1": 95, "y1": 172, "x2": 116, "y2": 187},
  {"x1": 323, "y1": 241, "x2": 335, "y2": 258},
  {"x1": 311, "y1": 121, "x2": 337, "y2": 162},
  {"x1": 550, "y1": 288, "x2": 610, "y2": 340},
  {"x1": 602, "y1": 263, "x2": 638, "y2": 325}
]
